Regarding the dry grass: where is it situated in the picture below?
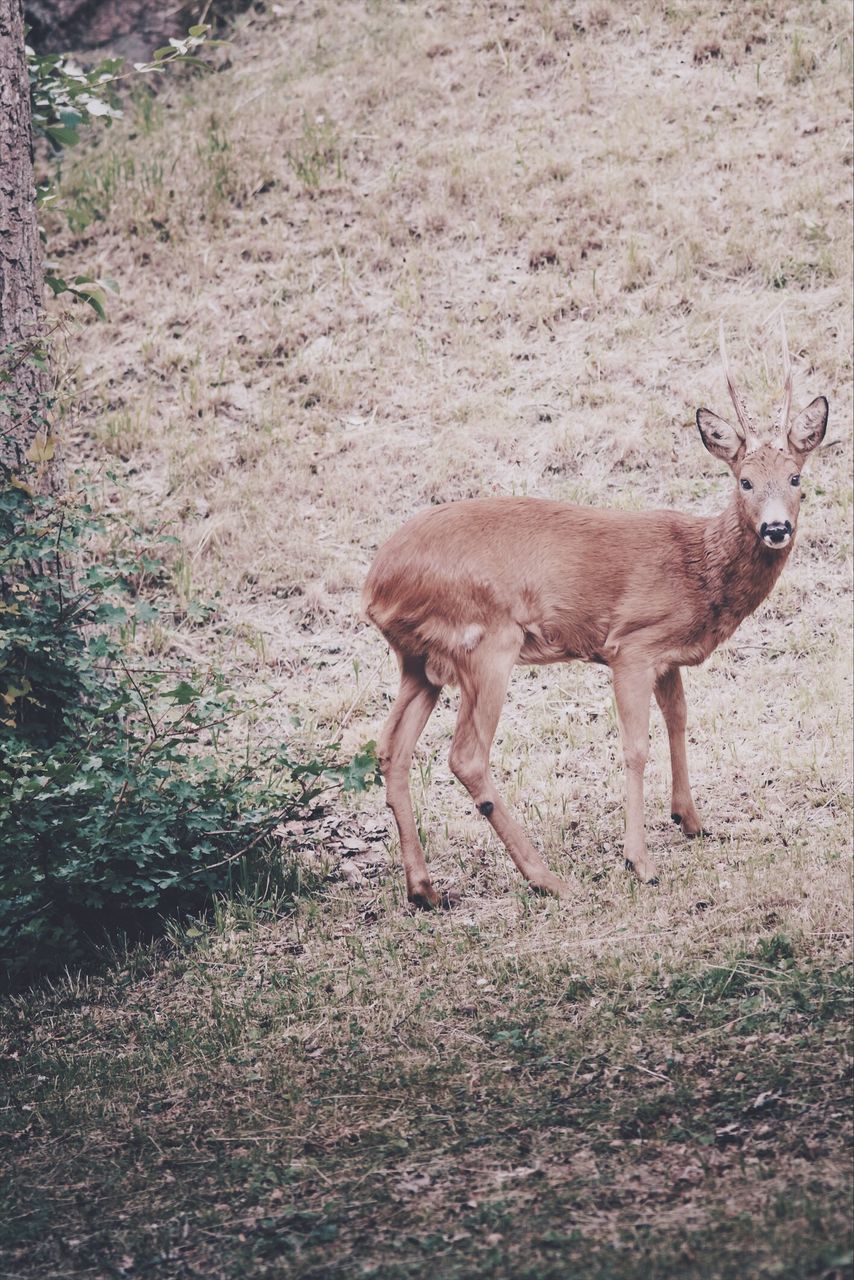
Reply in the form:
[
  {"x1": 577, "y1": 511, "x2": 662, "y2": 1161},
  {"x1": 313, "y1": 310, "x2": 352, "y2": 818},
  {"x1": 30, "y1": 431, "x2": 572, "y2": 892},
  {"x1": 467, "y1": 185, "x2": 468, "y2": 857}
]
[{"x1": 3, "y1": 1, "x2": 852, "y2": 1276}]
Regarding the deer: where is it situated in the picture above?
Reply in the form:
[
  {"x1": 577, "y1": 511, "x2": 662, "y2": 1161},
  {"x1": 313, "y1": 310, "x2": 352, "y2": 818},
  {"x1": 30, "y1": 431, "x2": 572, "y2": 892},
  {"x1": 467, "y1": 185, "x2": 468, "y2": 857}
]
[{"x1": 362, "y1": 322, "x2": 829, "y2": 908}]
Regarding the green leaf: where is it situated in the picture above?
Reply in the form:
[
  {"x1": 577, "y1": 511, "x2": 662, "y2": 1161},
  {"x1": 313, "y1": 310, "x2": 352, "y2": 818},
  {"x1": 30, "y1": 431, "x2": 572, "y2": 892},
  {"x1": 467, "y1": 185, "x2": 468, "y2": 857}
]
[
  {"x1": 338, "y1": 741, "x2": 381, "y2": 792},
  {"x1": 45, "y1": 122, "x2": 80, "y2": 147},
  {"x1": 163, "y1": 680, "x2": 200, "y2": 705},
  {"x1": 1, "y1": 677, "x2": 32, "y2": 706},
  {"x1": 69, "y1": 285, "x2": 107, "y2": 320},
  {"x1": 93, "y1": 602, "x2": 128, "y2": 624},
  {"x1": 134, "y1": 601, "x2": 159, "y2": 624}
]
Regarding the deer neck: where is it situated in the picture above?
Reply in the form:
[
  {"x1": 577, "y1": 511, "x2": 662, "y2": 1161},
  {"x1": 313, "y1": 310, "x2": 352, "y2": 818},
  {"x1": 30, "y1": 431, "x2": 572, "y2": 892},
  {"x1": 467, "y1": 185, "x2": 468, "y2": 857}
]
[{"x1": 701, "y1": 497, "x2": 793, "y2": 638}]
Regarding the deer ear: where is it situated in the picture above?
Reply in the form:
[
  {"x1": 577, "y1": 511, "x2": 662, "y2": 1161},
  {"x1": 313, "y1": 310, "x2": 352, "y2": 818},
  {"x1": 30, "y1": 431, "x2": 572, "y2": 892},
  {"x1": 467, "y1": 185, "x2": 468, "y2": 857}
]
[
  {"x1": 697, "y1": 408, "x2": 745, "y2": 469},
  {"x1": 787, "y1": 396, "x2": 828, "y2": 461}
]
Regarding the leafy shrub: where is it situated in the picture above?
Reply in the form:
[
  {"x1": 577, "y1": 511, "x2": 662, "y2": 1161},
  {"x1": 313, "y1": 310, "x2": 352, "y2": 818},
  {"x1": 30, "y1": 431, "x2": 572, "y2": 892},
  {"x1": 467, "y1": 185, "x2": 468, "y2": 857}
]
[
  {"x1": 29, "y1": 24, "x2": 215, "y2": 314},
  {"x1": 0, "y1": 468, "x2": 377, "y2": 981}
]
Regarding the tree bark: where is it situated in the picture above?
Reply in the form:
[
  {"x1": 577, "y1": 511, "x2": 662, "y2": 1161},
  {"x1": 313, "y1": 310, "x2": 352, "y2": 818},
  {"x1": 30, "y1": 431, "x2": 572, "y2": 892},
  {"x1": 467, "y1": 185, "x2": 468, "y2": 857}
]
[{"x1": 0, "y1": 0, "x2": 56, "y2": 481}]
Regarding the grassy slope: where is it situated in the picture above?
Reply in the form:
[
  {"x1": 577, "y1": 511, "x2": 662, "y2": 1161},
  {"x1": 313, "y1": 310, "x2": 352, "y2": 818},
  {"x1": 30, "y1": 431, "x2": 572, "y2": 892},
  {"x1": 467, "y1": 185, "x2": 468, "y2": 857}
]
[{"x1": 3, "y1": 1, "x2": 853, "y2": 1277}]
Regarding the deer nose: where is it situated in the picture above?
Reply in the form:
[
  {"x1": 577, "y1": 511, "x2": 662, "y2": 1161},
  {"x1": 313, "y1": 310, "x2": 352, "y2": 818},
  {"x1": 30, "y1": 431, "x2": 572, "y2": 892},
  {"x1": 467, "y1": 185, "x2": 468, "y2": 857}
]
[{"x1": 760, "y1": 520, "x2": 792, "y2": 545}]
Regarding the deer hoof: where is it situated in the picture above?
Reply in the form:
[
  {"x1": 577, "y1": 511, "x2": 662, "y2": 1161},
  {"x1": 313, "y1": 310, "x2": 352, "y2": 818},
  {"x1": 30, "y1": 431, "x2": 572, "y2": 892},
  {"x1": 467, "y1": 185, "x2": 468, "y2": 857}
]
[
  {"x1": 408, "y1": 885, "x2": 459, "y2": 911},
  {"x1": 528, "y1": 874, "x2": 572, "y2": 902},
  {"x1": 408, "y1": 885, "x2": 441, "y2": 911},
  {"x1": 672, "y1": 811, "x2": 709, "y2": 838},
  {"x1": 625, "y1": 857, "x2": 659, "y2": 885}
]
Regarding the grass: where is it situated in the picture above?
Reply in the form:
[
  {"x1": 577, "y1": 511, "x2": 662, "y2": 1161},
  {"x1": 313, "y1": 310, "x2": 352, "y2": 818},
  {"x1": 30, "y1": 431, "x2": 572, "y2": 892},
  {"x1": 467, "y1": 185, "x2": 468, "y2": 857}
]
[
  {"x1": 4, "y1": 0, "x2": 852, "y2": 1276},
  {"x1": 1, "y1": 904, "x2": 851, "y2": 1278}
]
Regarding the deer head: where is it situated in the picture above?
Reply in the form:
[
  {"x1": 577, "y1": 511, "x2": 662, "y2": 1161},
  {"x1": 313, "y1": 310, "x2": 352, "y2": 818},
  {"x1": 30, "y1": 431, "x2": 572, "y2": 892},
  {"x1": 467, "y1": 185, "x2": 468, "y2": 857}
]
[{"x1": 696, "y1": 319, "x2": 828, "y2": 550}]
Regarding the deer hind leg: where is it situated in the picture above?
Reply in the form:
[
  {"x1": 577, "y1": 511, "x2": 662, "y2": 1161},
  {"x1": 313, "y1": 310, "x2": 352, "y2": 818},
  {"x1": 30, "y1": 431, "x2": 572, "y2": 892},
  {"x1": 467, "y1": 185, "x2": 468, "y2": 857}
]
[
  {"x1": 654, "y1": 666, "x2": 705, "y2": 838},
  {"x1": 448, "y1": 635, "x2": 571, "y2": 901},
  {"x1": 378, "y1": 654, "x2": 442, "y2": 908},
  {"x1": 612, "y1": 663, "x2": 658, "y2": 884}
]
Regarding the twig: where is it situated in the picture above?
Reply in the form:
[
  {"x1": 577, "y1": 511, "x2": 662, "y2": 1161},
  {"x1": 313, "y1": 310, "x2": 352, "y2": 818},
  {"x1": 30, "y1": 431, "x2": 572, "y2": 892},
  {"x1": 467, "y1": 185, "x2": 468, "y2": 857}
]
[
  {"x1": 328, "y1": 653, "x2": 386, "y2": 742},
  {"x1": 117, "y1": 655, "x2": 158, "y2": 741},
  {"x1": 687, "y1": 1015, "x2": 749, "y2": 1040},
  {"x1": 630, "y1": 1062, "x2": 670, "y2": 1084},
  {"x1": 196, "y1": 775, "x2": 327, "y2": 873},
  {"x1": 53, "y1": 506, "x2": 64, "y2": 616}
]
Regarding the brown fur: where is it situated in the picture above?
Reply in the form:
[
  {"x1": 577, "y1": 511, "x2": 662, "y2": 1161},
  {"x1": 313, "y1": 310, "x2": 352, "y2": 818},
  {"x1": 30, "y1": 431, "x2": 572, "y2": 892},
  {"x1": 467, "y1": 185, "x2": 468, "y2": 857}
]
[
  {"x1": 365, "y1": 495, "x2": 792, "y2": 675},
  {"x1": 363, "y1": 391, "x2": 829, "y2": 906}
]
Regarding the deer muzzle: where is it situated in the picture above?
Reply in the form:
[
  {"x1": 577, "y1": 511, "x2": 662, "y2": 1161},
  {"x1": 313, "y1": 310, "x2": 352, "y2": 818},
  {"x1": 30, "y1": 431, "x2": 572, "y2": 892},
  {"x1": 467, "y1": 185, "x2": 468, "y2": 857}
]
[{"x1": 760, "y1": 519, "x2": 792, "y2": 547}]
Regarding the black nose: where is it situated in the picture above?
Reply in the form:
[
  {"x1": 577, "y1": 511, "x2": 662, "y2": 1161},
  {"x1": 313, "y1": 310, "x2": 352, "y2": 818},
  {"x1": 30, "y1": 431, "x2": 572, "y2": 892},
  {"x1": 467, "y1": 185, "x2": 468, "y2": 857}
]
[{"x1": 760, "y1": 521, "x2": 792, "y2": 544}]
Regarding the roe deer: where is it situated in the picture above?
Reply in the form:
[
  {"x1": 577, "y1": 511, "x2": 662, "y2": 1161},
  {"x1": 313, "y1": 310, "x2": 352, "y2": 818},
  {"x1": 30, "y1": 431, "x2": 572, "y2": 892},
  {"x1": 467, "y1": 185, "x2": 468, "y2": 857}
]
[{"x1": 362, "y1": 323, "x2": 828, "y2": 906}]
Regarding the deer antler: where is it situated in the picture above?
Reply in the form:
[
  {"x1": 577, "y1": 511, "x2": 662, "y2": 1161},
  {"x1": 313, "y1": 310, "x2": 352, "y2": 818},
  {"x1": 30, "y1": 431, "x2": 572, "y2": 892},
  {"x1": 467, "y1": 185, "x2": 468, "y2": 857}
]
[
  {"x1": 774, "y1": 313, "x2": 794, "y2": 445},
  {"x1": 718, "y1": 321, "x2": 758, "y2": 449}
]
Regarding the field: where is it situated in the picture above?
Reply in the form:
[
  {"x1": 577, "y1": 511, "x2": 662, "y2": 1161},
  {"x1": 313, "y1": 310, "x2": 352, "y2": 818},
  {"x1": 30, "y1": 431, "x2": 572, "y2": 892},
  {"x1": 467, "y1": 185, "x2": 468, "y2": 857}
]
[{"x1": 2, "y1": 1, "x2": 852, "y2": 1277}]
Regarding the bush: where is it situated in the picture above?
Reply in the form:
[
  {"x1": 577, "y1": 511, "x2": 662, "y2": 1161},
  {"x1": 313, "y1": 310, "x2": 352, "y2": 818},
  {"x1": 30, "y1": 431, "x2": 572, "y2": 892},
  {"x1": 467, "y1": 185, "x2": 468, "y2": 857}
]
[{"x1": 0, "y1": 467, "x2": 377, "y2": 981}]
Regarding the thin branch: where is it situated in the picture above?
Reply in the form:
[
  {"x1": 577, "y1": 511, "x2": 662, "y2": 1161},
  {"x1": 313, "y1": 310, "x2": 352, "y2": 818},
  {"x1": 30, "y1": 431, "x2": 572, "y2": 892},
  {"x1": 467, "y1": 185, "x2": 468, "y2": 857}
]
[
  {"x1": 117, "y1": 655, "x2": 158, "y2": 741},
  {"x1": 54, "y1": 510, "x2": 64, "y2": 617}
]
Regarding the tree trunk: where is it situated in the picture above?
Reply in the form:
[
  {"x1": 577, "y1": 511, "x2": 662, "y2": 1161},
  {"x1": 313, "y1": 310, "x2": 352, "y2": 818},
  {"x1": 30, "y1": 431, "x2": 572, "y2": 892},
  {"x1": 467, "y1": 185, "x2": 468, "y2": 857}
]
[{"x1": 0, "y1": 0, "x2": 58, "y2": 484}]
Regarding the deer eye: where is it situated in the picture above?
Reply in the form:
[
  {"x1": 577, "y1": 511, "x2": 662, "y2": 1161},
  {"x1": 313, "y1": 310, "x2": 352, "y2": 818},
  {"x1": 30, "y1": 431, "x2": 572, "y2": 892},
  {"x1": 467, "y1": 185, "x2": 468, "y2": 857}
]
[
  {"x1": 740, "y1": 478, "x2": 753, "y2": 491},
  {"x1": 790, "y1": 474, "x2": 801, "y2": 486}
]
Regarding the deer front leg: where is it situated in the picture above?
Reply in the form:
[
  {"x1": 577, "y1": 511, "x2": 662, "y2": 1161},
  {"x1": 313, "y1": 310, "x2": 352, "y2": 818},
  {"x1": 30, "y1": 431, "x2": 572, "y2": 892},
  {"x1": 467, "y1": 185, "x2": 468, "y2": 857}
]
[
  {"x1": 654, "y1": 666, "x2": 704, "y2": 838},
  {"x1": 612, "y1": 664, "x2": 658, "y2": 884}
]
